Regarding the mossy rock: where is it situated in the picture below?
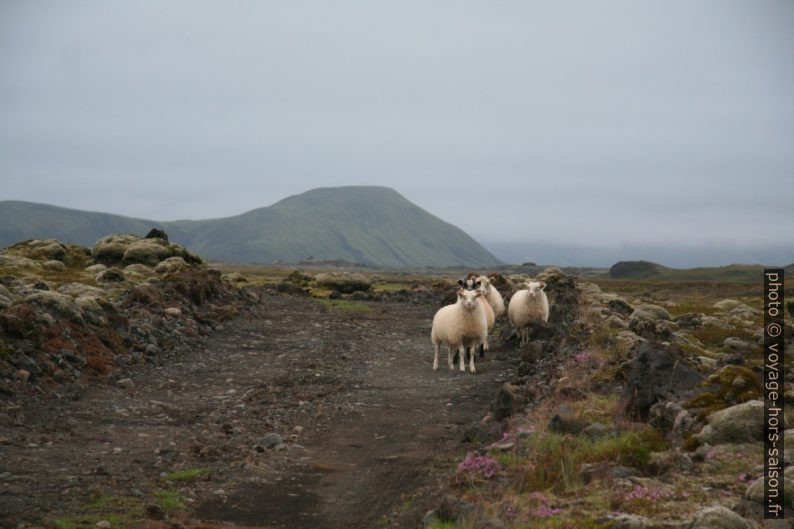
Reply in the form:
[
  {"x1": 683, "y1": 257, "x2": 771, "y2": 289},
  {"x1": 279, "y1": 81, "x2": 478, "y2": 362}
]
[
  {"x1": 684, "y1": 365, "x2": 762, "y2": 419},
  {"x1": 92, "y1": 234, "x2": 142, "y2": 264},
  {"x1": 313, "y1": 273, "x2": 371, "y2": 293},
  {"x1": 285, "y1": 269, "x2": 312, "y2": 286}
]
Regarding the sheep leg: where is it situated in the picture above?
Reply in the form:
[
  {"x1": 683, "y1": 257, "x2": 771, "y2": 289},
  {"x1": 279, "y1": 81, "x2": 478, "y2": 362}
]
[
  {"x1": 458, "y1": 345, "x2": 466, "y2": 371},
  {"x1": 447, "y1": 346, "x2": 454, "y2": 370},
  {"x1": 433, "y1": 343, "x2": 440, "y2": 371},
  {"x1": 469, "y1": 346, "x2": 477, "y2": 373}
]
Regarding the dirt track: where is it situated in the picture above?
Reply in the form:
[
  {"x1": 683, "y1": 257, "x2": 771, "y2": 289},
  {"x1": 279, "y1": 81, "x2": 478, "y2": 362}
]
[{"x1": 0, "y1": 293, "x2": 516, "y2": 529}]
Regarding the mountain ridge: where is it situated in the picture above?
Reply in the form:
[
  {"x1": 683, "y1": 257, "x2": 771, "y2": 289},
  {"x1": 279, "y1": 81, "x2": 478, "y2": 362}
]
[{"x1": 0, "y1": 186, "x2": 500, "y2": 268}]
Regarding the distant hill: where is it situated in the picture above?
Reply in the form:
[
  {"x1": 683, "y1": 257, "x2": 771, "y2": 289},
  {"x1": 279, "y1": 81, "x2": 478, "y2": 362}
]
[
  {"x1": 608, "y1": 260, "x2": 792, "y2": 282},
  {"x1": 0, "y1": 187, "x2": 501, "y2": 268}
]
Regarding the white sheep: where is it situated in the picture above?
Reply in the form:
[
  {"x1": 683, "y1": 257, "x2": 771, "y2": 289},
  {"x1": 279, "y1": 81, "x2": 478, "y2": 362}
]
[
  {"x1": 457, "y1": 277, "x2": 495, "y2": 356},
  {"x1": 474, "y1": 275, "x2": 505, "y2": 318},
  {"x1": 507, "y1": 281, "x2": 549, "y2": 347},
  {"x1": 431, "y1": 288, "x2": 488, "y2": 373}
]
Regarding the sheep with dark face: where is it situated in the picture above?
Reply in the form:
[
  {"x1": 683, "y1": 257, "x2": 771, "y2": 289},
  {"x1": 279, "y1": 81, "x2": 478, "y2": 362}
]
[
  {"x1": 507, "y1": 281, "x2": 549, "y2": 347},
  {"x1": 431, "y1": 288, "x2": 488, "y2": 373}
]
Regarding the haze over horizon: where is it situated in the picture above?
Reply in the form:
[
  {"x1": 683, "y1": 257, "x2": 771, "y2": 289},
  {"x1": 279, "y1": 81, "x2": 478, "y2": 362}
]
[{"x1": 2, "y1": 1, "x2": 793, "y2": 267}]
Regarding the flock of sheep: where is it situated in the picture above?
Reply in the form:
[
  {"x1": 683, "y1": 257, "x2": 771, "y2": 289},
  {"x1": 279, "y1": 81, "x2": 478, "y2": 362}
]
[{"x1": 431, "y1": 274, "x2": 549, "y2": 373}]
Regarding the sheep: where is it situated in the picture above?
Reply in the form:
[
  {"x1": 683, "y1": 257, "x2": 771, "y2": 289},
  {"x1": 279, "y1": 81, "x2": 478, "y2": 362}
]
[
  {"x1": 507, "y1": 281, "x2": 549, "y2": 347},
  {"x1": 474, "y1": 275, "x2": 505, "y2": 318},
  {"x1": 460, "y1": 274, "x2": 505, "y2": 318},
  {"x1": 455, "y1": 277, "x2": 494, "y2": 362},
  {"x1": 431, "y1": 288, "x2": 488, "y2": 373}
]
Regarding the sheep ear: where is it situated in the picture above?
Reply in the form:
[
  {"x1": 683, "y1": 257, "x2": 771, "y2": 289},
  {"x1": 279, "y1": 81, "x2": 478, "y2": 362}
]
[
  {"x1": 475, "y1": 290, "x2": 482, "y2": 297},
  {"x1": 457, "y1": 288, "x2": 465, "y2": 297},
  {"x1": 457, "y1": 279, "x2": 465, "y2": 287},
  {"x1": 539, "y1": 281, "x2": 547, "y2": 290}
]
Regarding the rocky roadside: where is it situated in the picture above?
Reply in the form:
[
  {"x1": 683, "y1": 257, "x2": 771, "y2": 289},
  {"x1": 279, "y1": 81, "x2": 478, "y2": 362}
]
[
  {"x1": 0, "y1": 233, "x2": 262, "y2": 410},
  {"x1": 419, "y1": 269, "x2": 794, "y2": 529}
]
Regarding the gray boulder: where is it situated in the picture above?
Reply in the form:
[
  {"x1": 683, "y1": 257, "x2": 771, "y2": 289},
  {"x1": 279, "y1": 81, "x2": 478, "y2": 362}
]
[
  {"x1": 688, "y1": 506, "x2": 750, "y2": 529},
  {"x1": 696, "y1": 400, "x2": 768, "y2": 445}
]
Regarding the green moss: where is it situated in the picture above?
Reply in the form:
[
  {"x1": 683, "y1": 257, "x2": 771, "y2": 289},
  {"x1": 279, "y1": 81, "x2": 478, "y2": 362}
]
[
  {"x1": 506, "y1": 428, "x2": 668, "y2": 494},
  {"x1": 684, "y1": 365, "x2": 762, "y2": 419},
  {"x1": 155, "y1": 489, "x2": 183, "y2": 510},
  {"x1": 316, "y1": 299, "x2": 372, "y2": 312},
  {"x1": 426, "y1": 521, "x2": 458, "y2": 529},
  {"x1": 161, "y1": 467, "x2": 210, "y2": 482},
  {"x1": 53, "y1": 513, "x2": 128, "y2": 529}
]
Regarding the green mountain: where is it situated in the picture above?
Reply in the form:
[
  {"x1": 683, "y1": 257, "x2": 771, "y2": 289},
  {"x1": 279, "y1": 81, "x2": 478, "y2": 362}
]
[
  {"x1": 0, "y1": 187, "x2": 500, "y2": 268},
  {"x1": 609, "y1": 259, "x2": 792, "y2": 282}
]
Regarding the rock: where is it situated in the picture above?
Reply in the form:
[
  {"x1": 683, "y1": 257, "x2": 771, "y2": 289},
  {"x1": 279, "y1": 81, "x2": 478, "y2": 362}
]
[
  {"x1": 96, "y1": 521, "x2": 111, "y2": 529},
  {"x1": 582, "y1": 462, "x2": 638, "y2": 483},
  {"x1": 714, "y1": 299, "x2": 758, "y2": 319},
  {"x1": 84, "y1": 263, "x2": 107, "y2": 274},
  {"x1": 116, "y1": 378, "x2": 135, "y2": 389},
  {"x1": 145, "y1": 343, "x2": 160, "y2": 356},
  {"x1": 124, "y1": 263, "x2": 155, "y2": 277},
  {"x1": 436, "y1": 494, "x2": 474, "y2": 522},
  {"x1": 582, "y1": 422, "x2": 611, "y2": 438},
  {"x1": 57, "y1": 283, "x2": 105, "y2": 298},
  {"x1": 624, "y1": 342, "x2": 703, "y2": 419},
  {"x1": 25, "y1": 290, "x2": 85, "y2": 322},
  {"x1": 548, "y1": 404, "x2": 587, "y2": 434},
  {"x1": 145, "y1": 228, "x2": 169, "y2": 241},
  {"x1": 688, "y1": 506, "x2": 750, "y2": 529},
  {"x1": 155, "y1": 256, "x2": 188, "y2": 274},
  {"x1": 648, "y1": 401, "x2": 700, "y2": 443},
  {"x1": 606, "y1": 315, "x2": 629, "y2": 329},
  {"x1": 75, "y1": 296, "x2": 107, "y2": 325},
  {"x1": 491, "y1": 384, "x2": 518, "y2": 421},
  {"x1": 615, "y1": 330, "x2": 646, "y2": 350},
  {"x1": 96, "y1": 268, "x2": 126, "y2": 284},
  {"x1": 648, "y1": 450, "x2": 693, "y2": 475},
  {"x1": 223, "y1": 272, "x2": 248, "y2": 284},
  {"x1": 259, "y1": 432, "x2": 283, "y2": 448},
  {"x1": 421, "y1": 510, "x2": 439, "y2": 528},
  {"x1": 122, "y1": 239, "x2": 174, "y2": 266},
  {"x1": 313, "y1": 272, "x2": 371, "y2": 293},
  {"x1": 17, "y1": 369, "x2": 30, "y2": 382},
  {"x1": 745, "y1": 474, "x2": 794, "y2": 508},
  {"x1": 4, "y1": 239, "x2": 71, "y2": 263},
  {"x1": 629, "y1": 315, "x2": 673, "y2": 340},
  {"x1": 349, "y1": 290, "x2": 371, "y2": 301},
  {"x1": 603, "y1": 513, "x2": 651, "y2": 529},
  {"x1": 43, "y1": 260, "x2": 66, "y2": 271},
  {"x1": 607, "y1": 297, "x2": 634, "y2": 316},
  {"x1": 723, "y1": 337, "x2": 751, "y2": 353},
  {"x1": 0, "y1": 294, "x2": 12, "y2": 309},
  {"x1": 9, "y1": 352, "x2": 44, "y2": 378},
  {"x1": 92, "y1": 234, "x2": 142, "y2": 264},
  {"x1": 478, "y1": 518, "x2": 506, "y2": 529},
  {"x1": 696, "y1": 400, "x2": 772, "y2": 445},
  {"x1": 631, "y1": 304, "x2": 672, "y2": 321},
  {"x1": 675, "y1": 313, "x2": 704, "y2": 328},
  {"x1": 164, "y1": 307, "x2": 182, "y2": 317},
  {"x1": 145, "y1": 503, "x2": 166, "y2": 520}
]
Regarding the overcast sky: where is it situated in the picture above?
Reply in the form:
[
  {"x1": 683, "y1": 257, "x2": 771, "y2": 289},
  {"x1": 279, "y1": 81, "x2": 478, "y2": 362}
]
[{"x1": 1, "y1": 1, "x2": 792, "y2": 254}]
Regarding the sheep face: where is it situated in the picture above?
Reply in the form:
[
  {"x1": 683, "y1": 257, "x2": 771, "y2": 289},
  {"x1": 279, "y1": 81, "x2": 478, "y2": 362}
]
[
  {"x1": 475, "y1": 275, "x2": 492, "y2": 294},
  {"x1": 525, "y1": 281, "x2": 546, "y2": 299},
  {"x1": 457, "y1": 288, "x2": 482, "y2": 310},
  {"x1": 458, "y1": 278, "x2": 482, "y2": 291}
]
